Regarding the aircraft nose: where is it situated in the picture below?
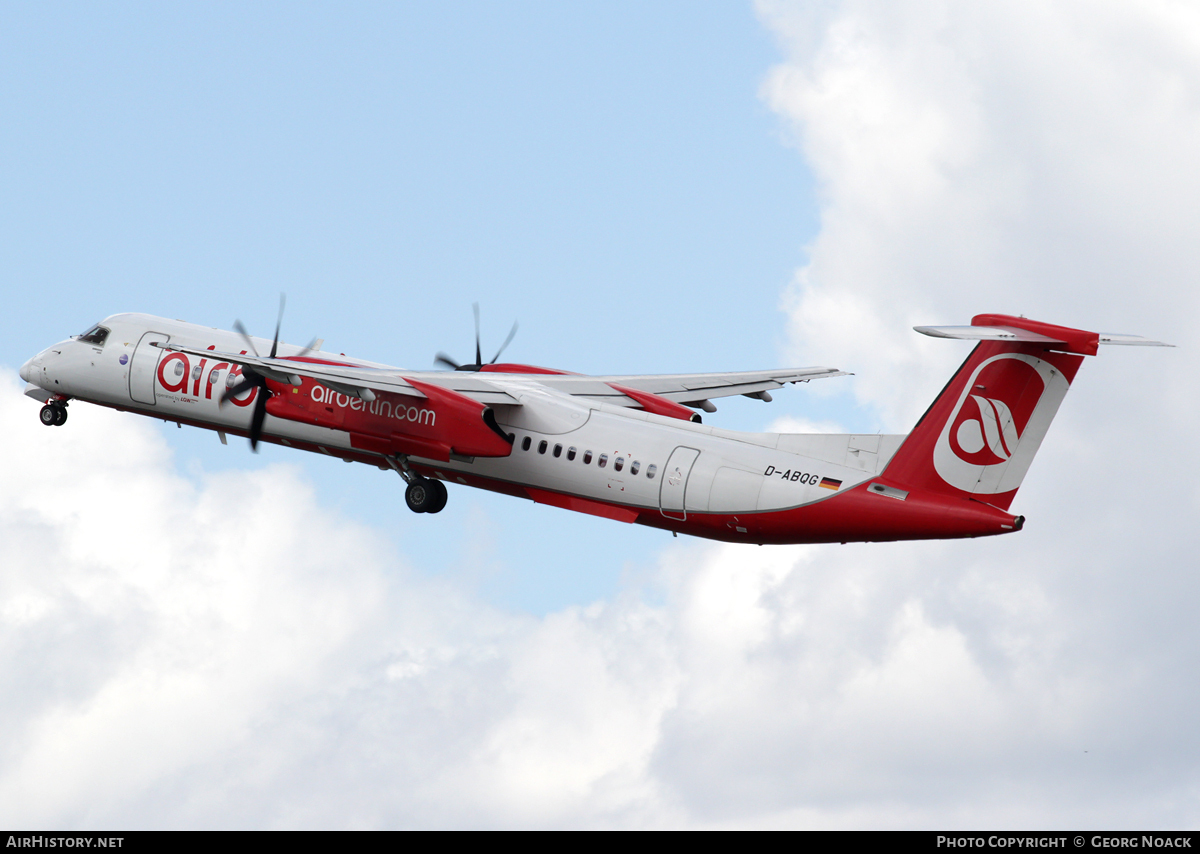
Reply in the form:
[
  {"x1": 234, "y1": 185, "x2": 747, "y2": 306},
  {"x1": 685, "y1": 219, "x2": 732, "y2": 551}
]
[{"x1": 19, "y1": 356, "x2": 37, "y2": 384}]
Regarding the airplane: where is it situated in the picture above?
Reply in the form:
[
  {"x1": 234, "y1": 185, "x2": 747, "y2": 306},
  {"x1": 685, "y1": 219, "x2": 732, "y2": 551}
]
[{"x1": 18, "y1": 307, "x2": 1169, "y2": 545}]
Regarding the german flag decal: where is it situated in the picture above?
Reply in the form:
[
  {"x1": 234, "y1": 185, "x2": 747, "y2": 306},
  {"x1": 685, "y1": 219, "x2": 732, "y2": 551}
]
[{"x1": 819, "y1": 477, "x2": 842, "y2": 491}]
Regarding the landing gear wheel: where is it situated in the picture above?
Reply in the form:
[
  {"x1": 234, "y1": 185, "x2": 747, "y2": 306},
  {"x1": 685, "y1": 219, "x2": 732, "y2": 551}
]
[
  {"x1": 406, "y1": 478, "x2": 449, "y2": 514},
  {"x1": 426, "y1": 479, "x2": 448, "y2": 514},
  {"x1": 406, "y1": 478, "x2": 432, "y2": 513},
  {"x1": 39, "y1": 405, "x2": 61, "y2": 426},
  {"x1": 55, "y1": 407, "x2": 68, "y2": 426}
]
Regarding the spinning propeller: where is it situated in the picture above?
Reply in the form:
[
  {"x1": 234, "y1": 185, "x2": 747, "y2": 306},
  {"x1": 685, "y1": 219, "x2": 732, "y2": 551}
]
[
  {"x1": 221, "y1": 294, "x2": 318, "y2": 451},
  {"x1": 435, "y1": 303, "x2": 519, "y2": 372}
]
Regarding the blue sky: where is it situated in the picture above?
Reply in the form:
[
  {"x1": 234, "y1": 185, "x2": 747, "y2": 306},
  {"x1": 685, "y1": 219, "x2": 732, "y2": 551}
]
[
  {"x1": 2, "y1": 0, "x2": 818, "y2": 373},
  {"x1": 2, "y1": 2, "x2": 853, "y2": 612},
  {"x1": 3, "y1": 0, "x2": 1198, "y2": 830}
]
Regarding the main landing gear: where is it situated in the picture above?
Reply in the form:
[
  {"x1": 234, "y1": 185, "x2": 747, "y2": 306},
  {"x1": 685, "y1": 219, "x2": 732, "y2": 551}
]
[
  {"x1": 391, "y1": 454, "x2": 449, "y2": 514},
  {"x1": 405, "y1": 478, "x2": 448, "y2": 514},
  {"x1": 39, "y1": 402, "x2": 68, "y2": 426}
]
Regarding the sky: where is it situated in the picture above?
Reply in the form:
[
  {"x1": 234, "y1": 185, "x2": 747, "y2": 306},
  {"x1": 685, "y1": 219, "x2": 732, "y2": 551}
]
[
  {"x1": 1, "y1": 0, "x2": 827, "y2": 611},
  {"x1": 1, "y1": 0, "x2": 1198, "y2": 830}
]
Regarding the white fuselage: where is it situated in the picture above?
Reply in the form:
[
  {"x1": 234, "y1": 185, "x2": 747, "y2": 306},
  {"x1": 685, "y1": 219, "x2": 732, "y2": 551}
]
[{"x1": 22, "y1": 313, "x2": 906, "y2": 542}]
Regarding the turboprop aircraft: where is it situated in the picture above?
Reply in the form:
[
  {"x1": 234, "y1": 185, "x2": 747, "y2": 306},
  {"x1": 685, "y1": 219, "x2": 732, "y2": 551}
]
[{"x1": 19, "y1": 307, "x2": 1168, "y2": 545}]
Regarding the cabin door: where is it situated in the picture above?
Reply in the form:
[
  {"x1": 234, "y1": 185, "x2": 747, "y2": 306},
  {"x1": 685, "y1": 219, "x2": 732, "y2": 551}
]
[
  {"x1": 659, "y1": 446, "x2": 700, "y2": 521},
  {"x1": 129, "y1": 331, "x2": 170, "y2": 405}
]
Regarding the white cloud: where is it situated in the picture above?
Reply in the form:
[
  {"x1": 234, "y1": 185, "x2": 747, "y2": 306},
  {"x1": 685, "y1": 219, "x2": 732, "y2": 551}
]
[
  {"x1": 3, "y1": 359, "x2": 1200, "y2": 827},
  {"x1": 760, "y1": 0, "x2": 1200, "y2": 427},
  {"x1": 0, "y1": 373, "x2": 681, "y2": 829},
  {"x1": 745, "y1": 0, "x2": 1200, "y2": 826},
  {"x1": 765, "y1": 414, "x2": 845, "y2": 434}
]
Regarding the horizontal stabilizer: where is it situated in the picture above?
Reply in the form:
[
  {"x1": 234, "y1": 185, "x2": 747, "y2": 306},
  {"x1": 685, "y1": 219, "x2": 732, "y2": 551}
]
[
  {"x1": 889, "y1": 312, "x2": 1169, "y2": 511},
  {"x1": 1097, "y1": 333, "x2": 1174, "y2": 347},
  {"x1": 915, "y1": 325, "x2": 1064, "y2": 344},
  {"x1": 917, "y1": 325, "x2": 1172, "y2": 349}
]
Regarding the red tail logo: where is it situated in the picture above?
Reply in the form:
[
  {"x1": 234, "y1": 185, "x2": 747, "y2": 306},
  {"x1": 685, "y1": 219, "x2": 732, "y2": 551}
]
[
  {"x1": 946, "y1": 358, "x2": 1044, "y2": 466},
  {"x1": 933, "y1": 353, "x2": 1070, "y2": 496}
]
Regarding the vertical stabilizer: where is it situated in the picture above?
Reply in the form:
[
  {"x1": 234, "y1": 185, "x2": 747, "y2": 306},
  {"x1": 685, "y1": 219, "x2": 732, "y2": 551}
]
[{"x1": 880, "y1": 315, "x2": 1092, "y2": 511}]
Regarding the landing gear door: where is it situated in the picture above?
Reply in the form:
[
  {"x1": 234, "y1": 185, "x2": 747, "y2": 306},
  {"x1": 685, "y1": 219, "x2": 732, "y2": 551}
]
[
  {"x1": 129, "y1": 332, "x2": 170, "y2": 405},
  {"x1": 659, "y1": 446, "x2": 700, "y2": 521}
]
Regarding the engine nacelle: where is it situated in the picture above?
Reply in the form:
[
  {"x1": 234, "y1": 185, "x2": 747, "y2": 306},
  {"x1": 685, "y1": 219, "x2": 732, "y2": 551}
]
[
  {"x1": 479, "y1": 363, "x2": 573, "y2": 375},
  {"x1": 607, "y1": 382, "x2": 701, "y2": 423},
  {"x1": 264, "y1": 375, "x2": 513, "y2": 462}
]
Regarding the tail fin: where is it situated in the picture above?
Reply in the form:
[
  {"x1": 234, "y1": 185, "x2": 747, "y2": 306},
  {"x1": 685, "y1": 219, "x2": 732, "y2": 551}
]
[{"x1": 881, "y1": 314, "x2": 1167, "y2": 511}]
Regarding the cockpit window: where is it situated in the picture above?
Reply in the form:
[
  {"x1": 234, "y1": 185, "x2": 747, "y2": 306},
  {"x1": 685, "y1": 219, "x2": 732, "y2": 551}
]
[{"x1": 78, "y1": 324, "x2": 109, "y2": 346}]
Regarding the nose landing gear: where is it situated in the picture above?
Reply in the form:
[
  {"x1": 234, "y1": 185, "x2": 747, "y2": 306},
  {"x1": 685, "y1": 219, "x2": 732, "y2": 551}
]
[{"x1": 39, "y1": 403, "x2": 68, "y2": 426}]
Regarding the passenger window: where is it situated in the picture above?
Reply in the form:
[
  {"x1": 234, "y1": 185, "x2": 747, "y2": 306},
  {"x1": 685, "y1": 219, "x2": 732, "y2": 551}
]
[
  {"x1": 567, "y1": 447, "x2": 577, "y2": 461},
  {"x1": 583, "y1": 450, "x2": 593, "y2": 465},
  {"x1": 538, "y1": 440, "x2": 548, "y2": 454},
  {"x1": 553, "y1": 444, "x2": 562, "y2": 458},
  {"x1": 191, "y1": 364, "x2": 202, "y2": 380},
  {"x1": 647, "y1": 464, "x2": 657, "y2": 480},
  {"x1": 598, "y1": 453, "x2": 608, "y2": 468},
  {"x1": 614, "y1": 456, "x2": 624, "y2": 472},
  {"x1": 77, "y1": 325, "x2": 109, "y2": 346},
  {"x1": 630, "y1": 460, "x2": 640, "y2": 476},
  {"x1": 522, "y1": 436, "x2": 531, "y2": 451}
]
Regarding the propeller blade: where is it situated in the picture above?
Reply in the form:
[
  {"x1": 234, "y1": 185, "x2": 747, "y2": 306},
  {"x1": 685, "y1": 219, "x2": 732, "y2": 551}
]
[
  {"x1": 435, "y1": 352, "x2": 462, "y2": 370},
  {"x1": 489, "y1": 320, "x2": 519, "y2": 364},
  {"x1": 291, "y1": 336, "x2": 320, "y2": 361},
  {"x1": 220, "y1": 369, "x2": 258, "y2": 407},
  {"x1": 232, "y1": 321, "x2": 260, "y2": 357},
  {"x1": 472, "y1": 302, "x2": 482, "y2": 368},
  {"x1": 248, "y1": 389, "x2": 269, "y2": 452},
  {"x1": 270, "y1": 293, "x2": 285, "y2": 359},
  {"x1": 225, "y1": 296, "x2": 303, "y2": 450}
]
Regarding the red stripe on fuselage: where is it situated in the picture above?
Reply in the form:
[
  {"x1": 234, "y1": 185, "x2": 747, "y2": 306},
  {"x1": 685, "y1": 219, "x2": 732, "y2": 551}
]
[
  {"x1": 634, "y1": 482, "x2": 1020, "y2": 544},
  {"x1": 83, "y1": 396, "x2": 1020, "y2": 546},
  {"x1": 525, "y1": 487, "x2": 640, "y2": 523}
]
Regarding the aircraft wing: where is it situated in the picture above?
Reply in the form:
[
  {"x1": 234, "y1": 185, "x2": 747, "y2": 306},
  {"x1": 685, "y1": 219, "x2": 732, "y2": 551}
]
[
  {"x1": 519, "y1": 367, "x2": 849, "y2": 409},
  {"x1": 157, "y1": 342, "x2": 845, "y2": 412}
]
